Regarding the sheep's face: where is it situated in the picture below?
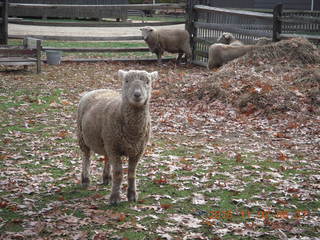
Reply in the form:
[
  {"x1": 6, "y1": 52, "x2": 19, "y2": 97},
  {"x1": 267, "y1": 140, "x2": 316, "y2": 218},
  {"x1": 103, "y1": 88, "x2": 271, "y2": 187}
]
[
  {"x1": 217, "y1": 32, "x2": 233, "y2": 44},
  {"x1": 118, "y1": 70, "x2": 158, "y2": 108},
  {"x1": 140, "y1": 27, "x2": 155, "y2": 41}
]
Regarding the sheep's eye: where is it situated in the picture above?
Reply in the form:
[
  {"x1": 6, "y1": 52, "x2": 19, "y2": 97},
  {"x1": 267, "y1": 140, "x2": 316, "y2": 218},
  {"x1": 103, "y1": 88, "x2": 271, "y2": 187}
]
[
  {"x1": 146, "y1": 80, "x2": 149, "y2": 85},
  {"x1": 125, "y1": 80, "x2": 129, "y2": 83}
]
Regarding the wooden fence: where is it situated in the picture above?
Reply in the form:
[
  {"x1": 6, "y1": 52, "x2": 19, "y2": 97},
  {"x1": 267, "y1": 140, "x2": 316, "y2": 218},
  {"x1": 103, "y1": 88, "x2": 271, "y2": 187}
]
[
  {"x1": 0, "y1": 0, "x2": 8, "y2": 45},
  {"x1": 4, "y1": 3, "x2": 186, "y2": 62},
  {"x1": 7, "y1": 3, "x2": 185, "y2": 42},
  {"x1": 9, "y1": 0, "x2": 128, "y2": 21},
  {"x1": 2, "y1": 1, "x2": 319, "y2": 64},
  {"x1": 273, "y1": 4, "x2": 320, "y2": 45},
  {"x1": 186, "y1": 0, "x2": 273, "y2": 66},
  {"x1": 186, "y1": 0, "x2": 320, "y2": 67}
]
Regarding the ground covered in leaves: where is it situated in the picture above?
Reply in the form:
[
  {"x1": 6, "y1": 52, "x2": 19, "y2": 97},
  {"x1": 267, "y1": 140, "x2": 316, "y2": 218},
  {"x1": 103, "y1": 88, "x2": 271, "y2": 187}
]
[{"x1": 0, "y1": 38, "x2": 319, "y2": 239}]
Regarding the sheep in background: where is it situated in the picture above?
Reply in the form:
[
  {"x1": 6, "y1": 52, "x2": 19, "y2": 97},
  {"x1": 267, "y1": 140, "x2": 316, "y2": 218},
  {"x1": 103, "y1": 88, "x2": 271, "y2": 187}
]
[
  {"x1": 77, "y1": 70, "x2": 158, "y2": 204},
  {"x1": 217, "y1": 32, "x2": 243, "y2": 46},
  {"x1": 255, "y1": 37, "x2": 273, "y2": 46},
  {"x1": 207, "y1": 43, "x2": 255, "y2": 69},
  {"x1": 140, "y1": 26, "x2": 192, "y2": 63}
]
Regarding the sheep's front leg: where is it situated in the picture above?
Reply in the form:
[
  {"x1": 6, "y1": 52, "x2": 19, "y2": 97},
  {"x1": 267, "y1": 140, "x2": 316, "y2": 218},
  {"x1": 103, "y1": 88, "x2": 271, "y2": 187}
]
[
  {"x1": 81, "y1": 148, "x2": 91, "y2": 188},
  {"x1": 102, "y1": 155, "x2": 111, "y2": 185},
  {"x1": 156, "y1": 53, "x2": 162, "y2": 64},
  {"x1": 154, "y1": 49, "x2": 163, "y2": 64},
  {"x1": 176, "y1": 53, "x2": 183, "y2": 64},
  {"x1": 127, "y1": 156, "x2": 140, "y2": 202},
  {"x1": 109, "y1": 155, "x2": 123, "y2": 204}
]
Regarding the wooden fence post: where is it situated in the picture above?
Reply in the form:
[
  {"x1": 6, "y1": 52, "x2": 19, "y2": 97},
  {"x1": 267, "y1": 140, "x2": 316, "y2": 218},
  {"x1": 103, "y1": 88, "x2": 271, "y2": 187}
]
[
  {"x1": 0, "y1": 0, "x2": 8, "y2": 45},
  {"x1": 186, "y1": 0, "x2": 198, "y2": 62},
  {"x1": 273, "y1": 4, "x2": 283, "y2": 42}
]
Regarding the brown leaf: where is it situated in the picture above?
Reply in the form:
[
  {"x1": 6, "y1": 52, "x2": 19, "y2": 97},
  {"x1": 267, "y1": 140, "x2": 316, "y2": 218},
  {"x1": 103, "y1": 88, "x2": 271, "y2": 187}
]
[
  {"x1": 0, "y1": 201, "x2": 8, "y2": 208},
  {"x1": 153, "y1": 177, "x2": 168, "y2": 185},
  {"x1": 57, "y1": 130, "x2": 69, "y2": 138},
  {"x1": 98, "y1": 156, "x2": 109, "y2": 163},
  {"x1": 278, "y1": 152, "x2": 288, "y2": 161},
  {"x1": 235, "y1": 153, "x2": 243, "y2": 163},
  {"x1": 287, "y1": 188, "x2": 300, "y2": 193},
  {"x1": 160, "y1": 203, "x2": 172, "y2": 210}
]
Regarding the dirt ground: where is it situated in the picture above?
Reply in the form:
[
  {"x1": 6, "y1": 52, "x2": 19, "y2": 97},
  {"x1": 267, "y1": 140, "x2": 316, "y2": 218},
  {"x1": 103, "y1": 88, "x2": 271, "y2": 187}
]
[{"x1": 8, "y1": 23, "x2": 185, "y2": 38}]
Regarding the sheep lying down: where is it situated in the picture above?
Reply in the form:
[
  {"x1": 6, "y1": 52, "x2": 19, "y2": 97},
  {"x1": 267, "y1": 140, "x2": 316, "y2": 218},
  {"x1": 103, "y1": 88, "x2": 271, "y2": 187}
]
[
  {"x1": 208, "y1": 44, "x2": 255, "y2": 69},
  {"x1": 207, "y1": 36, "x2": 272, "y2": 69},
  {"x1": 217, "y1": 32, "x2": 243, "y2": 46},
  {"x1": 77, "y1": 70, "x2": 158, "y2": 204},
  {"x1": 140, "y1": 26, "x2": 192, "y2": 63}
]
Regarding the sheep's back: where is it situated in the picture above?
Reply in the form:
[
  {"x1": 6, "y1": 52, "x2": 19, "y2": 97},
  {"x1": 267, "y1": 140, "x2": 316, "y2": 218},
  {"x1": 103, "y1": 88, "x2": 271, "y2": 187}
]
[
  {"x1": 78, "y1": 89, "x2": 121, "y2": 155},
  {"x1": 157, "y1": 29, "x2": 190, "y2": 52},
  {"x1": 78, "y1": 89, "x2": 118, "y2": 120}
]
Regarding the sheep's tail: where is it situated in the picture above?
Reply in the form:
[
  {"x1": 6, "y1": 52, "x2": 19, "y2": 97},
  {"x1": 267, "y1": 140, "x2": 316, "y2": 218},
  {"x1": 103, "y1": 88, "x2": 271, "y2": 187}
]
[{"x1": 76, "y1": 104, "x2": 89, "y2": 152}]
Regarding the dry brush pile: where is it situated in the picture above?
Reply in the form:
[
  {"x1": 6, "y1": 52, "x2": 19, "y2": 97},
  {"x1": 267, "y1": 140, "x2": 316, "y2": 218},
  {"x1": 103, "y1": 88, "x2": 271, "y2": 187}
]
[{"x1": 190, "y1": 38, "x2": 320, "y2": 116}]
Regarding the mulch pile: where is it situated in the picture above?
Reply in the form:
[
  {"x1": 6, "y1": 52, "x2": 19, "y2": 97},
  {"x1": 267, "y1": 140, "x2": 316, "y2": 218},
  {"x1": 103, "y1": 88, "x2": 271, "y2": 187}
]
[{"x1": 194, "y1": 38, "x2": 320, "y2": 115}]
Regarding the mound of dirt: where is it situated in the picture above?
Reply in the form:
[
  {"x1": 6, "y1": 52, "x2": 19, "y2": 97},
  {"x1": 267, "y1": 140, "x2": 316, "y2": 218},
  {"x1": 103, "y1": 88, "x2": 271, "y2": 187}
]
[{"x1": 195, "y1": 38, "x2": 320, "y2": 115}]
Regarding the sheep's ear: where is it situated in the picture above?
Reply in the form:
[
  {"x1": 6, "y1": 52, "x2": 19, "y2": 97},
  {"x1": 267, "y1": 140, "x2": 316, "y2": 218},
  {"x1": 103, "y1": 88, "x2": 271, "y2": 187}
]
[
  {"x1": 149, "y1": 71, "x2": 158, "y2": 81},
  {"x1": 118, "y1": 70, "x2": 127, "y2": 80}
]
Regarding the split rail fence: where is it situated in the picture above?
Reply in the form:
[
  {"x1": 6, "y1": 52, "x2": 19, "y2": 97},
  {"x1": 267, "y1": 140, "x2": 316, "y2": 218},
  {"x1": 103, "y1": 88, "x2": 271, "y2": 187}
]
[
  {"x1": 6, "y1": 2, "x2": 186, "y2": 61},
  {"x1": 1, "y1": 0, "x2": 319, "y2": 64}
]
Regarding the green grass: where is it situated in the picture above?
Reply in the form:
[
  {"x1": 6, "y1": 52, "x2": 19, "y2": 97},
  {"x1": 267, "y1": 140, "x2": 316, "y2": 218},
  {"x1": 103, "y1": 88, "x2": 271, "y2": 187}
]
[
  {"x1": 7, "y1": 39, "x2": 157, "y2": 58},
  {"x1": 129, "y1": 15, "x2": 185, "y2": 22}
]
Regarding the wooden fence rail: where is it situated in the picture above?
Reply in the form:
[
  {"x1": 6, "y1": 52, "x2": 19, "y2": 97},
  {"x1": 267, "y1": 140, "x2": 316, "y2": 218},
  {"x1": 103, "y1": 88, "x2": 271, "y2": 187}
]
[
  {"x1": 9, "y1": 3, "x2": 185, "y2": 10},
  {"x1": 10, "y1": 35, "x2": 143, "y2": 42},
  {"x1": 8, "y1": 2, "x2": 184, "y2": 21},
  {"x1": 43, "y1": 47, "x2": 149, "y2": 53},
  {"x1": 0, "y1": 0, "x2": 8, "y2": 45},
  {"x1": 273, "y1": 4, "x2": 320, "y2": 43},
  {"x1": 187, "y1": 0, "x2": 320, "y2": 67}
]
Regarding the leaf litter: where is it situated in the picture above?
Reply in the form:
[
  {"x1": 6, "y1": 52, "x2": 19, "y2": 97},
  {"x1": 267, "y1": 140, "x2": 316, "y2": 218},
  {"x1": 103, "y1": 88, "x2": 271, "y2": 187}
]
[{"x1": 0, "y1": 38, "x2": 319, "y2": 239}]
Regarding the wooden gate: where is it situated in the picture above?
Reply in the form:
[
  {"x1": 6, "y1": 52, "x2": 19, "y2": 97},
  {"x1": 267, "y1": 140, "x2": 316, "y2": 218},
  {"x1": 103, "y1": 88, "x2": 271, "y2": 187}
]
[
  {"x1": 273, "y1": 4, "x2": 320, "y2": 45},
  {"x1": 186, "y1": 0, "x2": 320, "y2": 67},
  {"x1": 186, "y1": 0, "x2": 273, "y2": 66}
]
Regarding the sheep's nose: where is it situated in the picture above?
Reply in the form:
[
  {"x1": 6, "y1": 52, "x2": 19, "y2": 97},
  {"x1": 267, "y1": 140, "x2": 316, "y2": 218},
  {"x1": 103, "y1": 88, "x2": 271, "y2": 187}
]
[{"x1": 134, "y1": 91, "x2": 141, "y2": 98}]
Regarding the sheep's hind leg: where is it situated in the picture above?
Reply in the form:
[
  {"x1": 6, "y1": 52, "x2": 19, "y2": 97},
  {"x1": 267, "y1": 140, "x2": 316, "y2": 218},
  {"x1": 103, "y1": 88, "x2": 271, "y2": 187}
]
[
  {"x1": 127, "y1": 157, "x2": 140, "y2": 202},
  {"x1": 102, "y1": 155, "x2": 111, "y2": 185},
  {"x1": 109, "y1": 155, "x2": 123, "y2": 204},
  {"x1": 81, "y1": 146, "x2": 91, "y2": 188}
]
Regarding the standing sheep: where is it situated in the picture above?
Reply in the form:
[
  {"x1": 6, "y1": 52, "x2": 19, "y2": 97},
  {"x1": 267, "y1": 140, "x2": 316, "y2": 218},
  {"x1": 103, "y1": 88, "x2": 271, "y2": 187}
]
[
  {"x1": 140, "y1": 26, "x2": 192, "y2": 63},
  {"x1": 217, "y1": 32, "x2": 243, "y2": 46},
  {"x1": 77, "y1": 70, "x2": 158, "y2": 204},
  {"x1": 207, "y1": 43, "x2": 255, "y2": 69}
]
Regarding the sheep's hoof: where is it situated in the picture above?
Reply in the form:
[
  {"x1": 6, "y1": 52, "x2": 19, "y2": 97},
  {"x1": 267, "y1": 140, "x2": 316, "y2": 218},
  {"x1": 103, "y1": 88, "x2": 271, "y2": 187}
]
[
  {"x1": 102, "y1": 176, "x2": 112, "y2": 185},
  {"x1": 81, "y1": 177, "x2": 90, "y2": 188},
  {"x1": 109, "y1": 193, "x2": 121, "y2": 205},
  {"x1": 127, "y1": 190, "x2": 137, "y2": 202}
]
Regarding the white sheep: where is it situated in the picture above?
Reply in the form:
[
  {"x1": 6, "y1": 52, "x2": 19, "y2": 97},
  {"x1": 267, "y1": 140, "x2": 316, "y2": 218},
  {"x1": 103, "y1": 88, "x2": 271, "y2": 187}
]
[
  {"x1": 217, "y1": 32, "x2": 243, "y2": 46},
  {"x1": 207, "y1": 43, "x2": 255, "y2": 69},
  {"x1": 77, "y1": 70, "x2": 158, "y2": 204},
  {"x1": 140, "y1": 26, "x2": 192, "y2": 63}
]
